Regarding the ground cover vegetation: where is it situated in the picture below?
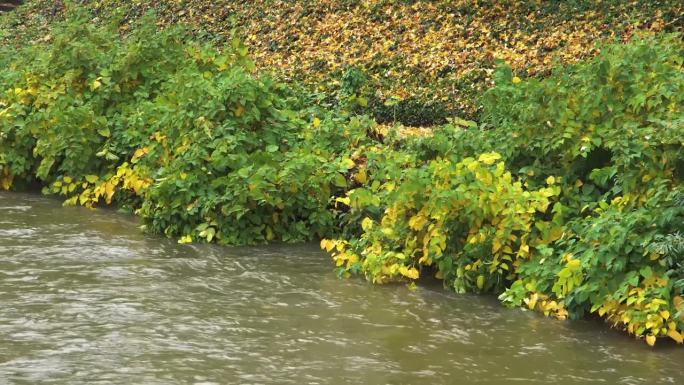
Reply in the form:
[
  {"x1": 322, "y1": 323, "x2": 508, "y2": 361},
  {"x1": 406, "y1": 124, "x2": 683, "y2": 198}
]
[
  {"x1": 1, "y1": 0, "x2": 682, "y2": 125},
  {"x1": 0, "y1": 2, "x2": 682, "y2": 345}
]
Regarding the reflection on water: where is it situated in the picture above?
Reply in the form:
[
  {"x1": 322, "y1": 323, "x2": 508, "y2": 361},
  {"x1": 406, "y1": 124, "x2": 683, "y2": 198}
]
[{"x1": 1, "y1": 192, "x2": 683, "y2": 384}]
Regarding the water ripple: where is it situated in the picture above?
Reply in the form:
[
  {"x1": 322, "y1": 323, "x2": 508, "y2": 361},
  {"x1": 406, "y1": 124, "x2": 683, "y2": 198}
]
[{"x1": 1, "y1": 192, "x2": 684, "y2": 385}]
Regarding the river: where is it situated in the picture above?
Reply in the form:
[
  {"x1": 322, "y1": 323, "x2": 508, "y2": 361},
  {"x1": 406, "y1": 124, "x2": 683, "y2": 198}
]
[{"x1": 1, "y1": 192, "x2": 683, "y2": 384}]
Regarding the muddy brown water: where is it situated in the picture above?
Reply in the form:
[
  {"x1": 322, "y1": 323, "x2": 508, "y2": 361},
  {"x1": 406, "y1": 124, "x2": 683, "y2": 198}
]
[{"x1": 1, "y1": 192, "x2": 683, "y2": 384}]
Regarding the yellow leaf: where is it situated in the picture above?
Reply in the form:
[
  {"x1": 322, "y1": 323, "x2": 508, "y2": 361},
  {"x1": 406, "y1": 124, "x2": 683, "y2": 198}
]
[
  {"x1": 335, "y1": 196, "x2": 351, "y2": 206},
  {"x1": 646, "y1": 335, "x2": 656, "y2": 347},
  {"x1": 178, "y1": 235, "x2": 192, "y2": 244},
  {"x1": 104, "y1": 182, "x2": 115, "y2": 204},
  {"x1": 132, "y1": 147, "x2": 149, "y2": 162},
  {"x1": 361, "y1": 217, "x2": 374, "y2": 231},
  {"x1": 320, "y1": 239, "x2": 333, "y2": 252},
  {"x1": 354, "y1": 168, "x2": 367, "y2": 184},
  {"x1": 478, "y1": 152, "x2": 502, "y2": 165},
  {"x1": 492, "y1": 239, "x2": 501, "y2": 253},
  {"x1": 674, "y1": 296, "x2": 684, "y2": 308},
  {"x1": 660, "y1": 310, "x2": 670, "y2": 320},
  {"x1": 518, "y1": 244, "x2": 530, "y2": 256},
  {"x1": 667, "y1": 329, "x2": 683, "y2": 344},
  {"x1": 512, "y1": 76, "x2": 522, "y2": 84},
  {"x1": 341, "y1": 158, "x2": 355, "y2": 170},
  {"x1": 546, "y1": 175, "x2": 556, "y2": 185},
  {"x1": 0, "y1": 177, "x2": 11, "y2": 190},
  {"x1": 313, "y1": 117, "x2": 321, "y2": 128},
  {"x1": 567, "y1": 258, "x2": 581, "y2": 268},
  {"x1": 234, "y1": 104, "x2": 244, "y2": 117},
  {"x1": 398, "y1": 266, "x2": 419, "y2": 280},
  {"x1": 476, "y1": 275, "x2": 485, "y2": 290},
  {"x1": 408, "y1": 214, "x2": 427, "y2": 231}
]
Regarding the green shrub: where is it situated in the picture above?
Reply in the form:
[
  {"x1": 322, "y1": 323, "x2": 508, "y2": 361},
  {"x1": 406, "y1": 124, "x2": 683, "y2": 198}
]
[
  {"x1": 483, "y1": 35, "x2": 684, "y2": 342},
  {"x1": 482, "y1": 34, "x2": 683, "y2": 195},
  {"x1": 0, "y1": 11, "x2": 378, "y2": 245},
  {"x1": 324, "y1": 34, "x2": 684, "y2": 344}
]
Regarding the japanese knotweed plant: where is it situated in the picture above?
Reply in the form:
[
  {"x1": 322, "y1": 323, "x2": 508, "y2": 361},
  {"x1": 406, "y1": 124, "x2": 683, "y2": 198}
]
[
  {"x1": 481, "y1": 34, "x2": 684, "y2": 345},
  {"x1": 323, "y1": 152, "x2": 561, "y2": 300},
  {"x1": 482, "y1": 33, "x2": 683, "y2": 204},
  {"x1": 0, "y1": 11, "x2": 379, "y2": 245},
  {"x1": 323, "y1": 34, "x2": 684, "y2": 345},
  {"x1": 501, "y1": 185, "x2": 684, "y2": 345}
]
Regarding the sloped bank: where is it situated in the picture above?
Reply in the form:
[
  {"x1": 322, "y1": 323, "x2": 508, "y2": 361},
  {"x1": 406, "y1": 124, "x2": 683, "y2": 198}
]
[
  {"x1": 0, "y1": 10, "x2": 682, "y2": 345},
  {"x1": 2, "y1": 0, "x2": 682, "y2": 125}
]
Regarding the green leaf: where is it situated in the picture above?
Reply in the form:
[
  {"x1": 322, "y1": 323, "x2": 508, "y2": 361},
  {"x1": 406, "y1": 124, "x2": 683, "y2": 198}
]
[
  {"x1": 333, "y1": 173, "x2": 347, "y2": 188},
  {"x1": 640, "y1": 266, "x2": 653, "y2": 278}
]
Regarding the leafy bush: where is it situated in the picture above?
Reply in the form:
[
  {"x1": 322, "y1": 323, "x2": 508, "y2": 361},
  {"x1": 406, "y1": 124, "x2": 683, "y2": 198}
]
[
  {"x1": 323, "y1": 34, "x2": 684, "y2": 345},
  {"x1": 0, "y1": 11, "x2": 378, "y2": 245},
  {"x1": 482, "y1": 34, "x2": 683, "y2": 195},
  {"x1": 324, "y1": 153, "x2": 561, "y2": 292},
  {"x1": 482, "y1": 35, "x2": 684, "y2": 343}
]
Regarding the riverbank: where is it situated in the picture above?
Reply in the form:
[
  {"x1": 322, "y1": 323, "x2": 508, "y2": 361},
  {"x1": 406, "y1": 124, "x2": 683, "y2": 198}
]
[{"x1": 1, "y1": 3, "x2": 682, "y2": 345}]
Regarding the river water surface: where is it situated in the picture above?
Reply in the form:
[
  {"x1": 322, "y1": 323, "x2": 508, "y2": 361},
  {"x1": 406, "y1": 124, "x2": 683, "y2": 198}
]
[{"x1": 1, "y1": 192, "x2": 684, "y2": 384}]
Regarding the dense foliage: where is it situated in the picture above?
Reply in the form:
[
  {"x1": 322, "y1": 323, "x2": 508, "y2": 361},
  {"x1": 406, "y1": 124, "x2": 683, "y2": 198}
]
[
  {"x1": 324, "y1": 34, "x2": 684, "y2": 345},
  {"x1": 1, "y1": 4, "x2": 683, "y2": 345},
  {"x1": 1, "y1": 0, "x2": 681, "y2": 125},
  {"x1": 0, "y1": 12, "x2": 379, "y2": 244}
]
